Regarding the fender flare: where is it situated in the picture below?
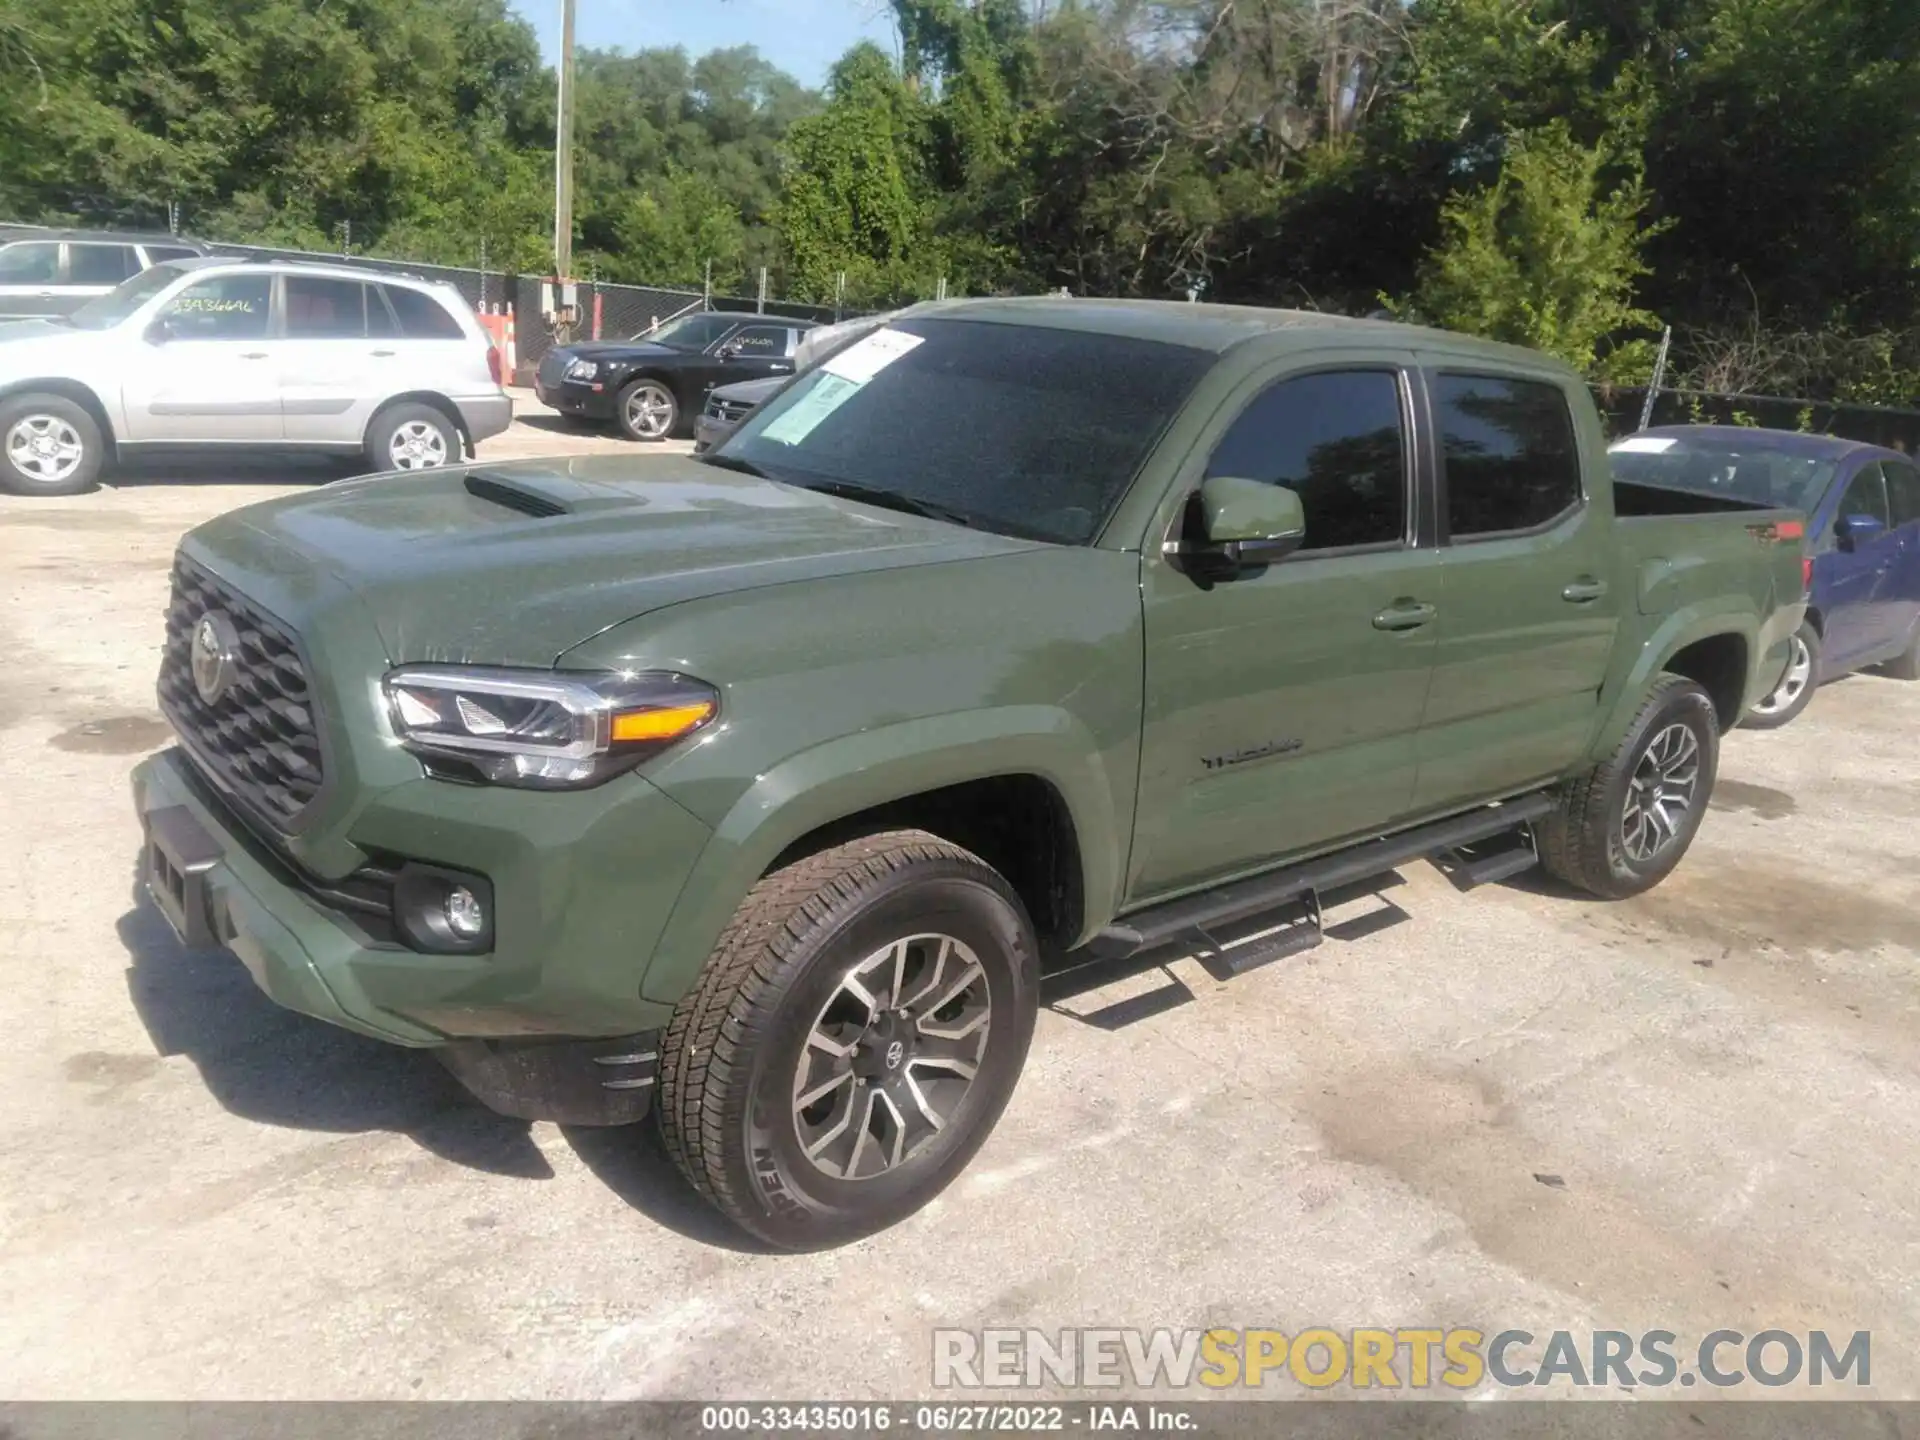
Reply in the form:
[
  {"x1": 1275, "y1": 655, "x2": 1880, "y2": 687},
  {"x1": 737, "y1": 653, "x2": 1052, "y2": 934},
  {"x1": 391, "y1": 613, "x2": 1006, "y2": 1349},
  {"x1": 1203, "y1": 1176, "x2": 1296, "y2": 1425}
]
[
  {"x1": 638, "y1": 706, "x2": 1125, "y2": 1006},
  {"x1": 1589, "y1": 600, "x2": 1759, "y2": 759}
]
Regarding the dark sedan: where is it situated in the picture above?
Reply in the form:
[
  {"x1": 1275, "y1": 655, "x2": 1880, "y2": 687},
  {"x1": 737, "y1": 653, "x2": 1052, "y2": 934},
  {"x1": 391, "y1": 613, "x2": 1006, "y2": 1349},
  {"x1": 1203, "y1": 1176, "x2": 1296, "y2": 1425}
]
[
  {"x1": 1610, "y1": 425, "x2": 1920, "y2": 726},
  {"x1": 534, "y1": 311, "x2": 815, "y2": 441}
]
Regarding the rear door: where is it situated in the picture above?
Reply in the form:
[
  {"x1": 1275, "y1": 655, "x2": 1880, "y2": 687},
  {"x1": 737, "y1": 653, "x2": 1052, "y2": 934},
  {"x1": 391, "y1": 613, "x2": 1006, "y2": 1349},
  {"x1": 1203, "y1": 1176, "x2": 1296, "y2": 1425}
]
[
  {"x1": 1878, "y1": 458, "x2": 1920, "y2": 651},
  {"x1": 119, "y1": 271, "x2": 282, "y2": 442},
  {"x1": 1131, "y1": 354, "x2": 1440, "y2": 900},
  {"x1": 278, "y1": 274, "x2": 391, "y2": 443},
  {"x1": 1819, "y1": 462, "x2": 1902, "y2": 665},
  {"x1": 381, "y1": 281, "x2": 484, "y2": 401},
  {"x1": 1410, "y1": 367, "x2": 1621, "y2": 811},
  {"x1": 0, "y1": 241, "x2": 65, "y2": 319}
]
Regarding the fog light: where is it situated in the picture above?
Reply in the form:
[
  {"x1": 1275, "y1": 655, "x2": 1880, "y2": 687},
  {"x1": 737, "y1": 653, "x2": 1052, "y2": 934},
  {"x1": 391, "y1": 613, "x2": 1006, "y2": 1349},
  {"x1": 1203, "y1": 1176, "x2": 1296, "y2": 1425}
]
[{"x1": 445, "y1": 886, "x2": 486, "y2": 940}]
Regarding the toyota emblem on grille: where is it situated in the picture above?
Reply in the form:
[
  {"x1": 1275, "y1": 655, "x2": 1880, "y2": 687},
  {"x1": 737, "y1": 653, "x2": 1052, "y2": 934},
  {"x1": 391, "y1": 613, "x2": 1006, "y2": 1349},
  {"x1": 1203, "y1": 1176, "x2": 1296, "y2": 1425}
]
[{"x1": 190, "y1": 611, "x2": 240, "y2": 705}]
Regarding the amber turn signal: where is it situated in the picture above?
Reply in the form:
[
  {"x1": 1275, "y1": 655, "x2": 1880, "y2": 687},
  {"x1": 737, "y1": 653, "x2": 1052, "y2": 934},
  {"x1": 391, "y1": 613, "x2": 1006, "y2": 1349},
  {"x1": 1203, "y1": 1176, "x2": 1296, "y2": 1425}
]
[{"x1": 611, "y1": 701, "x2": 716, "y2": 744}]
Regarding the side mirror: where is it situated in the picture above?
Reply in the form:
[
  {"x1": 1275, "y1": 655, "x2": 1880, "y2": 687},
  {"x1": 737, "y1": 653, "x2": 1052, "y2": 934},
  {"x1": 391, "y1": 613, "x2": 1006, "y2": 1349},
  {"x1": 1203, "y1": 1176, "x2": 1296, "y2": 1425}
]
[
  {"x1": 1837, "y1": 513, "x2": 1887, "y2": 550},
  {"x1": 717, "y1": 340, "x2": 744, "y2": 360},
  {"x1": 1175, "y1": 476, "x2": 1307, "y2": 569},
  {"x1": 145, "y1": 316, "x2": 176, "y2": 345}
]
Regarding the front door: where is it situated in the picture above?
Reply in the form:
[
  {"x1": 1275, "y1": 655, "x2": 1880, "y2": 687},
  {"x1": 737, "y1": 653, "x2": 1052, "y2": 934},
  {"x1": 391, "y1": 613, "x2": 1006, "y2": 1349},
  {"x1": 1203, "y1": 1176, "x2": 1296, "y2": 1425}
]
[
  {"x1": 120, "y1": 272, "x2": 282, "y2": 443},
  {"x1": 696, "y1": 323, "x2": 796, "y2": 405},
  {"x1": 1411, "y1": 367, "x2": 1621, "y2": 811},
  {"x1": 1131, "y1": 359, "x2": 1439, "y2": 902},
  {"x1": 1820, "y1": 462, "x2": 1903, "y2": 666}
]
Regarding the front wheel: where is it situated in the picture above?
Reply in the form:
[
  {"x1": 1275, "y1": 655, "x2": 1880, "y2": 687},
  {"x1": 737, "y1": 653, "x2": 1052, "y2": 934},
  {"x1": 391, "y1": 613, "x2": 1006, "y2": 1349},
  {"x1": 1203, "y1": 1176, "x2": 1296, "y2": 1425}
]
[
  {"x1": 657, "y1": 830, "x2": 1039, "y2": 1250},
  {"x1": 1742, "y1": 621, "x2": 1820, "y2": 728},
  {"x1": 0, "y1": 393, "x2": 104, "y2": 495},
  {"x1": 1540, "y1": 674, "x2": 1720, "y2": 899},
  {"x1": 617, "y1": 379, "x2": 678, "y2": 441}
]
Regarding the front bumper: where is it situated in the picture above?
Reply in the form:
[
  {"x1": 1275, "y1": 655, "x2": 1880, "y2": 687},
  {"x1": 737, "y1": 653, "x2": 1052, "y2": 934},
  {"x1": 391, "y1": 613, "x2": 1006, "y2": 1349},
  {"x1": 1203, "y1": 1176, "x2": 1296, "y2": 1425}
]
[
  {"x1": 692, "y1": 413, "x2": 741, "y2": 455},
  {"x1": 131, "y1": 747, "x2": 705, "y2": 1052},
  {"x1": 534, "y1": 374, "x2": 617, "y2": 420}
]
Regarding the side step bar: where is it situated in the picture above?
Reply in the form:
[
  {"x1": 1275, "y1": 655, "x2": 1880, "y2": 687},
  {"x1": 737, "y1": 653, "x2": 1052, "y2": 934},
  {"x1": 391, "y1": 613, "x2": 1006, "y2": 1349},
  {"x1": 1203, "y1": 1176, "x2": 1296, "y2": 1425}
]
[{"x1": 1089, "y1": 792, "x2": 1555, "y2": 961}]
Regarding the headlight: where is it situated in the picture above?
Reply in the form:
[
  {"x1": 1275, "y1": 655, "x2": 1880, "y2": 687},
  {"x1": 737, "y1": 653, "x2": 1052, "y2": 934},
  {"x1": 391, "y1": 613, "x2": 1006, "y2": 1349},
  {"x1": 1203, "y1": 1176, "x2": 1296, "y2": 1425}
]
[
  {"x1": 383, "y1": 667, "x2": 717, "y2": 789},
  {"x1": 563, "y1": 357, "x2": 599, "y2": 382}
]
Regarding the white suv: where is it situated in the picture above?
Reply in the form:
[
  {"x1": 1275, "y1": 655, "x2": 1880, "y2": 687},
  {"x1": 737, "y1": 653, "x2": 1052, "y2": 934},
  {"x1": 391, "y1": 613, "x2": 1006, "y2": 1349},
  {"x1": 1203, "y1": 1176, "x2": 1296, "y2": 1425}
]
[{"x1": 0, "y1": 257, "x2": 511, "y2": 495}]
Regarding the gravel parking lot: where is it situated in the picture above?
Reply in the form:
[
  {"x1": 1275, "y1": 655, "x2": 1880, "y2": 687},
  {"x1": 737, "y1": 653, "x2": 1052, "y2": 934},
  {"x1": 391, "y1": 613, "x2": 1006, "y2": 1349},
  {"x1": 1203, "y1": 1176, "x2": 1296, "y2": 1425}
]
[{"x1": 1, "y1": 422, "x2": 1916, "y2": 1402}]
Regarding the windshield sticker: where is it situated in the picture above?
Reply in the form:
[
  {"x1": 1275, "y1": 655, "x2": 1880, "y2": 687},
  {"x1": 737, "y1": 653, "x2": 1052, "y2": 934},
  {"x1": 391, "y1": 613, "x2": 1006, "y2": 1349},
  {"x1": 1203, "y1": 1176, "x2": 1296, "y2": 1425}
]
[
  {"x1": 1612, "y1": 436, "x2": 1678, "y2": 453},
  {"x1": 759, "y1": 372, "x2": 863, "y2": 446},
  {"x1": 822, "y1": 327, "x2": 923, "y2": 384}
]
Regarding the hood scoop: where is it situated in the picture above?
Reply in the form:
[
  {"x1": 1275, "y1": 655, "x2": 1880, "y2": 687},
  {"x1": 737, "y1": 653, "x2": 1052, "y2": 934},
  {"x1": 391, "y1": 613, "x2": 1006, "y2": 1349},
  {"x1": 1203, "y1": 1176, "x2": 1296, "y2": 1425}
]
[{"x1": 463, "y1": 468, "x2": 650, "y2": 519}]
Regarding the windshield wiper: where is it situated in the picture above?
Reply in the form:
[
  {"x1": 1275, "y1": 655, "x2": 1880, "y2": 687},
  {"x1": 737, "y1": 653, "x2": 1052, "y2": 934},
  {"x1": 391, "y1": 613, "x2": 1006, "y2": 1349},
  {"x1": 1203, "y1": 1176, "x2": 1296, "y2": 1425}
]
[
  {"x1": 801, "y1": 480, "x2": 978, "y2": 529},
  {"x1": 699, "y1": 453, "x2": 772, "y2": 479}
]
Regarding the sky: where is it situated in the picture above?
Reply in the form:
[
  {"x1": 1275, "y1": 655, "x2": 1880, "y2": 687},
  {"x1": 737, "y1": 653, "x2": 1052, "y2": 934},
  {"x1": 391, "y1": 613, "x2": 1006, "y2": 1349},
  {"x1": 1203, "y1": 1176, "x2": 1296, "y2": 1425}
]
[{"x1": 511, "y1": 0, "x2": 899, "y2": 88}]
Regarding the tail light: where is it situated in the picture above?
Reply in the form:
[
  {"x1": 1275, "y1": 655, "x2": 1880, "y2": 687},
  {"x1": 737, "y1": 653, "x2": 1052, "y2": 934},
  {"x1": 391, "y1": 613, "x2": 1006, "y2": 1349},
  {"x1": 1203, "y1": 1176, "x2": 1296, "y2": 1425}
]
[
  {"x1": 486, "y1": 344, "x2": 503, "y2": 386},
  {"x1": 1803, "y1": 556, "x2": 1814, "y2": 592}
]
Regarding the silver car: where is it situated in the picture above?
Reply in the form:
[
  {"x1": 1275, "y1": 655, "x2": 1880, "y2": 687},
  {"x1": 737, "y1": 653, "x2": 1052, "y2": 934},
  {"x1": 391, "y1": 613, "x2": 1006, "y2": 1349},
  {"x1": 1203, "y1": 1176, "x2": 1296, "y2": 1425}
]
[{"x1": 0, "y1": 257, "x2": 512, "y2": 495}]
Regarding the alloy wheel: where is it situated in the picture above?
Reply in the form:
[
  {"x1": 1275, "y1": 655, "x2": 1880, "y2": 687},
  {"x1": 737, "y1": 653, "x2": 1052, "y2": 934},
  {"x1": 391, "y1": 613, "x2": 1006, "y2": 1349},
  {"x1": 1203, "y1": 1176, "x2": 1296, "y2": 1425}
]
[
  {"x1": 5, "y1": 415, "x2": 84, "y2": 485},
  {"x1": 1750, "y1": 633, "x2": 1813, "y2": 716},
  {"x1": 792, "y1": 933, "x2": 993, "y2": 1181},
  {"x1": 1621, "y1": 721, "x2": 1702, "y2": 863},
  {"x1": 625, "y1": 383, "x2": 675, "y2": 440},
  {"x1": 388, "y1": 420, "x2": 449, "y2": 470}
]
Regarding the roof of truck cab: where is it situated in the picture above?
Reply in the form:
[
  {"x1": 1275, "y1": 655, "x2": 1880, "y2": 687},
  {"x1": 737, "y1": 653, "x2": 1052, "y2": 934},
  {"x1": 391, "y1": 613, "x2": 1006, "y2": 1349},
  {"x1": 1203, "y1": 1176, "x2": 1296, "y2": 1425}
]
[{"x1": 902, "y1": 295, "x2": 1579, "y2": 372}]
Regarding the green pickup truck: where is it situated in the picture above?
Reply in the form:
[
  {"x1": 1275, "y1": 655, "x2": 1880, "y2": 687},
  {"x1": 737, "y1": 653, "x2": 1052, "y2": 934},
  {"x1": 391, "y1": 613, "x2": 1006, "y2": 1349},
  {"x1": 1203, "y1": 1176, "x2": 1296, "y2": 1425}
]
[{"x1": 133, "y1": 299, "x2": 1807, "y2": 1249}]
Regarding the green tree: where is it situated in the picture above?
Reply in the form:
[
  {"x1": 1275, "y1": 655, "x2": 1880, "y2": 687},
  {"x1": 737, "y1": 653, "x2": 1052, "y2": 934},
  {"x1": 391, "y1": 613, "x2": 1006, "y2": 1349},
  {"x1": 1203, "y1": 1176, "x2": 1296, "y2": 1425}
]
[{"x1": 1398, "y1": 121, "x2": 1665, "y2": 376}]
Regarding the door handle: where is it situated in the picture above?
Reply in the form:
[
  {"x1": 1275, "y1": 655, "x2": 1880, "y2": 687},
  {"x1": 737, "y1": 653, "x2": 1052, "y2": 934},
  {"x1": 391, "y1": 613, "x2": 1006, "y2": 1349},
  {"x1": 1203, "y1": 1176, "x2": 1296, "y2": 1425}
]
[
  {"x1": 239, "y1": 351, "x2": 270, "y2": 360},
  {"x1": 1372, "y1": 601, "x2": 1437, "y2": 632},
  {"x1": 370, "y1": 348, "x2": 396, "y2": 357},
  {"x1": 1562, "y1": 578, "x2": 1609, "y2": 603}
]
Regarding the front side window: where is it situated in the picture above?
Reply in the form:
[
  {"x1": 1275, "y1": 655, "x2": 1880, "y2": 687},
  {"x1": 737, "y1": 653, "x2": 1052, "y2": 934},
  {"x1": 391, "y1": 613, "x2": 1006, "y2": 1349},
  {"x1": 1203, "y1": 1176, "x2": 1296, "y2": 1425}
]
[
  {"x1": 1881, "y1": 459, "x2": 1920, "y2": 529},
  {"x1": 0, "y1": 242, "x2": 60, "y2": 284},
  {"x1": 1436, "y1": 374, "x2": 1583, "y2": 539},
  {"x1": 728, "y1": 325, "x2": 793, "y2": 357},
  {"x1": 723, "y1": 319, "x2": 1215, "y2": 545},
  {"x1": 69, "y1": 244, "x2": 136, "y2": 284},
  {"x1": 1204, "y1": 370, "x2": 1407, "y2": 552},
  {"x1": 1837, "y1": 464, "x2": 1890, "y2": 528},
  {"x1": 159, "y1": 274, "x2": 271, "y2": 340},
  {"x1": 284, "y1": 276, "x2": 368, "y2": 339}
]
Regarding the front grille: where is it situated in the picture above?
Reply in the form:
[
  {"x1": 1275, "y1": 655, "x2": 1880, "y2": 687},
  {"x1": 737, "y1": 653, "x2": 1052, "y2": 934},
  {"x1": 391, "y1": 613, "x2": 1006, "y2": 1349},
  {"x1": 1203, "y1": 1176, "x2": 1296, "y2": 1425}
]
[
  {"x1": 706, "y1": 395, "x2": 756, "y2": 423},
  {"x1": 158, "y1": 556, "x2": 324, "y2": 829}
]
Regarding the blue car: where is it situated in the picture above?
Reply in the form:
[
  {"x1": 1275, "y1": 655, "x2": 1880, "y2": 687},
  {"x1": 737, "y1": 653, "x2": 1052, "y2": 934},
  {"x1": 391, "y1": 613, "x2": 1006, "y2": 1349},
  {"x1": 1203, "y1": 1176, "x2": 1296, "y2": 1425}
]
[{"x1": 1609, "y1": 425, "x2": 1920, "y2": 727}]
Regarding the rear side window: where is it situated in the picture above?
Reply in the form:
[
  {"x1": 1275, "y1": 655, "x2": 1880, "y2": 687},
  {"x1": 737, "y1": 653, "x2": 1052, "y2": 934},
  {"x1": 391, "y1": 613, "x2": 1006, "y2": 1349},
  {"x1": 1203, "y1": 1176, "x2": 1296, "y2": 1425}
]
[
  {"x1": 284, "y1": 275, "x2": 369, "y2": 338},
  {"x1": 1204, "y1": 370, "x2": 1408, "y2": 551},
  {"x1": 1882, "y1": 459, "x2": 1920, "y2": 528},
  {"x1": 1435, "y1": 374, "x2": 1583, "y2": 539},
  {"x1": 1837, "y1": 464, "x2": 1890, "y2": 527},
  {"x1": 0, "y1": 242, "x2": 60, "y2": 283},
  {"x1": 69, "y1": 244, "x2": 137, "y2": 284},
  {"x1": 381, "y1": 284, "x2": 464, "y2": 340}
]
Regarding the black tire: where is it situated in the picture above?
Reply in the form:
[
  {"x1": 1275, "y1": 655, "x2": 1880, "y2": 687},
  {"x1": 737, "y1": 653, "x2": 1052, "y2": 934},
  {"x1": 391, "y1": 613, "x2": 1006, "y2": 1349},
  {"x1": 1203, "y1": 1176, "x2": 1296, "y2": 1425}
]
[
  {"x1": 364, "y1": 402, "x2": 461, "y2": 473},
  {"x1": 1878, "y1": 623, "x2": 1920, "y2": 682},
  {"x1": 615, "y1": 377, "x2": 679, "y2": 442},
  {"x1": 657, "y1": 829, "x2": 1040, "y2": 1251},
  {"x1": 1741, "y1": 620, "x2": 1820, "y2": 729},
  {"x1": 0, "y1": 392, "x2": 104, "y2": 496},
  {"x1": 1540, "y1": 674, "x2": 1720, "y2": 900}
]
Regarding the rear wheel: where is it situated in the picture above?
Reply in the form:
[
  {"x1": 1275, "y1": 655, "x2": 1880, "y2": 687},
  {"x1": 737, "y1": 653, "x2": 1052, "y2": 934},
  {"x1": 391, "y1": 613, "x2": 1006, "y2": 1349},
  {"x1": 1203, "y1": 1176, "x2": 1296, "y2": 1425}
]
[
  {"x1": 0, "y1": 393, "x2": 103, "y2": 496},
  {"x1": 657, "y1": 830, "x2": 1039, "y2": 1251},
  {"x1": 1742, "y1": 621, "x2": 1819, "y2": 728},
  {"x1": 365, "y1": 402, "x2": 460, "y2": 473},
  {"x1": 1541, "y1": 674, "x2": 1719, "y2": 899},
  {"x1": 617, "y1": 379, "x2": 678, "y2": 441}
]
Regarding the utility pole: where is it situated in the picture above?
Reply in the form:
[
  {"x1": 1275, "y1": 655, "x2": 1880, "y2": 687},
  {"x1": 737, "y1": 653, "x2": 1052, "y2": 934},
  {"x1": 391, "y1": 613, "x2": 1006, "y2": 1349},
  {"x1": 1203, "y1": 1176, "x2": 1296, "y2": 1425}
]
[{"x1": 552, "y1": 0, "x2": 577, "y2": 338}]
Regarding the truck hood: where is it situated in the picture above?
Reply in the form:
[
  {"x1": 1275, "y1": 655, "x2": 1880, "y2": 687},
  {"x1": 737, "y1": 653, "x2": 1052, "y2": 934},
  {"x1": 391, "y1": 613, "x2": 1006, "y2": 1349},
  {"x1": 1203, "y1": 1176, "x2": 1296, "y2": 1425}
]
[{"x1": 199, "y1": 453, "x2": 1040, "y2": 666}]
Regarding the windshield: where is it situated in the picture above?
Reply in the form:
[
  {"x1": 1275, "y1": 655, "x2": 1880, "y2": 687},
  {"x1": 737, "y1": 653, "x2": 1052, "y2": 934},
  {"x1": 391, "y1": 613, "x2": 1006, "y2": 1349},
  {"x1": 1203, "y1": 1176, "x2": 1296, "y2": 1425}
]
[
  {"x1": 1609, "y1": 435, "x2": 1838, "y2": 510},
  {"x1": 718, "y1": 318, "x2": 1214, "y2": 544},
  {"x1": 64, "y1": 264, "x2": 186, "y2": 329},
  {"x1": 635, "y1": 313, "x2": 735, "y2": 350}
]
